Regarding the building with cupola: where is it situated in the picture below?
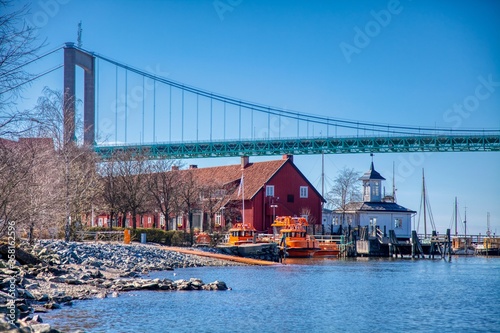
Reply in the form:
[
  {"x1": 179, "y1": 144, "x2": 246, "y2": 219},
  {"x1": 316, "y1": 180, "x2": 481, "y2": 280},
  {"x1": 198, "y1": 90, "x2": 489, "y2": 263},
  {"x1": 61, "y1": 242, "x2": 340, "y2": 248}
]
[{"x1": 332, "y1": 161, "x2": 416, "y2": 239}]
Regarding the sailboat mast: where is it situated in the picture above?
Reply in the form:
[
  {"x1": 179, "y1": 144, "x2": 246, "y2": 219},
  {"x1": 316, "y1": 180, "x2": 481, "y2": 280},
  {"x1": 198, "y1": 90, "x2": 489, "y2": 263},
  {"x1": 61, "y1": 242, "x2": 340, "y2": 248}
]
[
  {"x1": 464, "y1": 206, "x2": 467, "y2": 242},
  {"x1": 454, "y1": 197, "x2": 458, "y2": 236},
  {"x1": 321, "y1": 151, "x2": 324, "y2": 200},
  {"x1": 392, "y1": 161, "x2": 396, "y2": 203},
  {"x1": 422, "y1": 169, "x2": 427, "y2": 239}
]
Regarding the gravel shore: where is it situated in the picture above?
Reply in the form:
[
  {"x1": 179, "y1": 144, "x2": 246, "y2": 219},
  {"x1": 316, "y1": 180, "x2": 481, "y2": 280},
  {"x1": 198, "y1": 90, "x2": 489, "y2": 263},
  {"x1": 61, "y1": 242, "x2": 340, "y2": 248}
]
[{"x1": 0, "y1": 240, "x2": 239, "y2": 332}]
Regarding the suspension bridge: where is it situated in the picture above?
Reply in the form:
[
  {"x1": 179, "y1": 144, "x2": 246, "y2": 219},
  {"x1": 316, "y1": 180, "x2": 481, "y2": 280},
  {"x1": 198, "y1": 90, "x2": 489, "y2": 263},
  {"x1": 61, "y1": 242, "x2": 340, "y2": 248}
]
[{"x1": 9, "y1": 43, "x2": 500, "y2": 159}]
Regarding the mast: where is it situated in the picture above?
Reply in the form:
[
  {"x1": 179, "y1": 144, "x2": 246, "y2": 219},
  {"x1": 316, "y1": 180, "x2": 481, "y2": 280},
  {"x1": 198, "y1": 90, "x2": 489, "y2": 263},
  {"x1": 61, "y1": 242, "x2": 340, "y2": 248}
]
[
  {"x1": 242, "y1": 173, "x2": 245, "y2": 226},
  {"x1": 392, "y1": 161, "x2": 396, "y2": 203},
  {"x1": 321, "y1": 151, "x2": 324, "y2": 201},
  {"x1": 454, "y1": 197, "x2": 458, "y2": 236},
  {"x1": 422, "y1": 169, "x2": 427, "y2": 239},
  {"x1": 464, "y1": 206, "x2": 467, "y2": 253},
  {"x1": 487, "y1": 212, "x2": 491, "y2": 237}
]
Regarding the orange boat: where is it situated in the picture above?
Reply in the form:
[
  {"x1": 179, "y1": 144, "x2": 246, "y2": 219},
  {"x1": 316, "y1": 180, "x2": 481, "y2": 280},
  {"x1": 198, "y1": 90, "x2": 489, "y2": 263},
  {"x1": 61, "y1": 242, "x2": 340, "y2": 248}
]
[
  {"x1": 226, "y1": 223, "x2": 258, "y2": 245},
  {"x1": 314, "y1": 240, "x2": 340, "y2": 257},
  {"x1": 272, "y1": 216, "x2": 320, "y2": 258},
  {"x1": 218, "y1": 223, "x2": 276, "y2": 257}
]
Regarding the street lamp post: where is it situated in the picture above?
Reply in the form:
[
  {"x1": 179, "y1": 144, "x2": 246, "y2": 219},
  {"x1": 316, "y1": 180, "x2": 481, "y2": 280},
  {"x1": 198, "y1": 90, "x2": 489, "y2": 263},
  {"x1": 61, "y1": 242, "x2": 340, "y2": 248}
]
[
  {"x1": 270, "y1": 204, "x2": 278, "y2": 225},
  {"x1": 219, "y1": 207, "x2": 226, "y2": 228}
]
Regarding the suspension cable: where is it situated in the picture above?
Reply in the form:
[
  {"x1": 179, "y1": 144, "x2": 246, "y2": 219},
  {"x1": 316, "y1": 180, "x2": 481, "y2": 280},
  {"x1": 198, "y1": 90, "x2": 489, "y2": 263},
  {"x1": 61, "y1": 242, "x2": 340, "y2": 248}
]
[{"x1": 0, "y1": 64, "x2": 63, "y2": 94}]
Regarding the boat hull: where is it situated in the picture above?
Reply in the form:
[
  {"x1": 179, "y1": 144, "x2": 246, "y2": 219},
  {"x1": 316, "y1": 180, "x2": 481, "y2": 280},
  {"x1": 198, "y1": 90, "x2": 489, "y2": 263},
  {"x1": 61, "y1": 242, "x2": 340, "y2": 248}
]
[
  {"x1": 314, "y1": 242, "x2": 340, "y2": 257},
  {"x1": 283, "y1": 247, "x2": 319, "y2": 258}
]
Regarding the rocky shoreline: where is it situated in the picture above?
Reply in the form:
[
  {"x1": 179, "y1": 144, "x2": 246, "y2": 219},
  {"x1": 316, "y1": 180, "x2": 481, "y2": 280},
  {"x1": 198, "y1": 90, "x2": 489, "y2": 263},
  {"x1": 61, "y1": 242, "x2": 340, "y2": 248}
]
[{"x1": 0, "y1": 240, "x2": 239, "y2": 333}]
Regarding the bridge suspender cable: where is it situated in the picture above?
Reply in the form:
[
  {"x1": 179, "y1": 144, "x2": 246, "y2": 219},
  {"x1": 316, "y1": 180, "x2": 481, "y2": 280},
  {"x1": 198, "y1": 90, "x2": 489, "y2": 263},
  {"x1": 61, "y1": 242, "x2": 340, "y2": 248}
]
[{"x1": 88, "y1": 48, "x2": 498, "y2": 136}]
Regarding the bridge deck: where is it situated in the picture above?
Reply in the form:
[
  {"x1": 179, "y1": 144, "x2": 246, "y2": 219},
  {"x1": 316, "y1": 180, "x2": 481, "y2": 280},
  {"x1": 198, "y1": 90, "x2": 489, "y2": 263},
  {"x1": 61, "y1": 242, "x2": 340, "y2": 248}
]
[{"x1": 95, "y1": 134, "x2": 500, "y2": 159}]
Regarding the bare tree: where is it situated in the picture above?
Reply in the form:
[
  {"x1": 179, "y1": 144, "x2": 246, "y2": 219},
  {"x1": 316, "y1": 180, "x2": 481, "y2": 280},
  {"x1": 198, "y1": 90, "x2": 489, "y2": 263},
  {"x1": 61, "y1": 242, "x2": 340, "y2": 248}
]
[
  {"x1": 177, "y1": 170, "x2": 201, "y2": 245},
  {"x1": 0, "y1": 1, "x2": 45, "y2": 135},
  {"x1": 112, "y1": 150, "x2": 150, "y2": 230},
  {"x1": 145, "y1": 159, "x2": 182, "y2": 230},
  {"x1": 28, "y1": 88, "x2": 100, "y2": 240},
  {"x1": 0, "y1": 140, "x2": 33, "y2": 237},
  {"x1": 199, "y1": 180, "x2": 230, "y2": 232},
  {"x1": 99, "y1": 157, "x2": 123, "y2": 230},
  {"x1": 327, "y1": 167, "x2": 362, "y2": 225},
  {"x1": 14, "y1": 139, "x2": 61, "y2": 241}
]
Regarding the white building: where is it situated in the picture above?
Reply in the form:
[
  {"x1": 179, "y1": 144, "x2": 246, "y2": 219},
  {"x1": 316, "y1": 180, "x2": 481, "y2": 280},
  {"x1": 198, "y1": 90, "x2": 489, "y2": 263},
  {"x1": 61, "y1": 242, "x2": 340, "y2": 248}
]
[{"x1": 333, "y1": 162, "x2": 415, "y2": 239}]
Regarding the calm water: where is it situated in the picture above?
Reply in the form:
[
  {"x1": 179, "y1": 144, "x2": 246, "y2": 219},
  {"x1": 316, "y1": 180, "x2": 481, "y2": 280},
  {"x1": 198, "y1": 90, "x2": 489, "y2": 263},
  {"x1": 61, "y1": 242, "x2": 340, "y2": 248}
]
[{"x1": 43, "y1": 256, "x2": 500, "y2": 333}]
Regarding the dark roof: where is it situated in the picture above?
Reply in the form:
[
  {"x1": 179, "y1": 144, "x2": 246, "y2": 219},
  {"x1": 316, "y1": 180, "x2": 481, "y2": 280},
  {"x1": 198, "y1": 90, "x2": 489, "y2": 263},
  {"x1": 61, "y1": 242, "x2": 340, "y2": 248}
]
[
  {"x1": 359, "y1": 162, "x2": 386, "y2": 181},
  {"x1": 335, "y1": 201, "x2": 416, "y2": 213}
]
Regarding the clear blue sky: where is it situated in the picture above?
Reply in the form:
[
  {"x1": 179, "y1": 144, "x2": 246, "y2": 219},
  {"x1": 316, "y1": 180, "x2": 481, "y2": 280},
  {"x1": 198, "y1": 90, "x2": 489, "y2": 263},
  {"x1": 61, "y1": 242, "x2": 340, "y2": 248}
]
[{"x1": 14, "y1": 0, "x2": 500, "y2": 235}]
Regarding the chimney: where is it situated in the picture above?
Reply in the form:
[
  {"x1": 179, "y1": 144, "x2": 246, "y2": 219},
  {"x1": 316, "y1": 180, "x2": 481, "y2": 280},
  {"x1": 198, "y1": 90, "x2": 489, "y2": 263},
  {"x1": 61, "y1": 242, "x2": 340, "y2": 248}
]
[
  {"x1": 241, "y1": 156, "x2": 249, "y2": 169},
  {"x1": 171, "y1": 166, "x2": 179, "y2": 171},
  {"x1": 282, "y1": 154, "x2": 293, "y2": 163},
  {"x1": 189, "y1": 165, "x2": 198, "y2": 169}
]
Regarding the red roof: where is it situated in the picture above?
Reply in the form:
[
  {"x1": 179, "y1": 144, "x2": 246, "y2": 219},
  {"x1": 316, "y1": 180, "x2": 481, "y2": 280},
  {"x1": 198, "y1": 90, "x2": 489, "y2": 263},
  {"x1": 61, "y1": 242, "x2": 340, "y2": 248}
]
[{"x1": 178, "y1": 159, "x2": 288, "y2": 200}]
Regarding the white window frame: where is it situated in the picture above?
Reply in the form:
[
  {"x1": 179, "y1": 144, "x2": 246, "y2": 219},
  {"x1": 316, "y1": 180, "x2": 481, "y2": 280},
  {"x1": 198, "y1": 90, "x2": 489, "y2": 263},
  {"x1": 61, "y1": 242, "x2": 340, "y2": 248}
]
[
  {"x1": 300, "y1": 186, "x2": 308, "y2": 198},
  {"x1": 266, "y1": 185, "x2": 274, "y2": 197},
  {"x1": 394, "y1": 218, "x2": 403, "y2": 229},
  {"x1": 215, "y1": 213, "x2": 222, "y2": 226},
  {"x1": 373, "y1": 182, "x2": 380, "y2": 196}
]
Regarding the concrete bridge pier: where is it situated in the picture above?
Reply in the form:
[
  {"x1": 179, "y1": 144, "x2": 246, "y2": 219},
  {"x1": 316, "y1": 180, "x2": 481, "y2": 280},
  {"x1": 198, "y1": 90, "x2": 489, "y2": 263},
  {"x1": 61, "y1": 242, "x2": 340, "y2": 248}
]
[{"x1": 63, "y1": 42, "x2": 95, "y2": 145}]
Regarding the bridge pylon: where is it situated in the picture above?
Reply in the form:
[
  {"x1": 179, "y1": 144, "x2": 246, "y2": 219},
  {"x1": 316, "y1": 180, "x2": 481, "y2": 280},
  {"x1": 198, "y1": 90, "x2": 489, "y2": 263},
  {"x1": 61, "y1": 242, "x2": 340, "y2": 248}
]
[{"x1": 63, "y1": 42, "x2": 95, "y2": 145}]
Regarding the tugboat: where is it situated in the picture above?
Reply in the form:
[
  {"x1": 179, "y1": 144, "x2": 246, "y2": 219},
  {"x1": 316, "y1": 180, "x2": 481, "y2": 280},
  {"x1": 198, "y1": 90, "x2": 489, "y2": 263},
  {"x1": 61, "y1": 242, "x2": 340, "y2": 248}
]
[
  {"x1": 217, "y1": 222, "x2": 277, "y2": 257},
  {"x1": 272, "y1": 216, "x2": 320, "y2": 258}
]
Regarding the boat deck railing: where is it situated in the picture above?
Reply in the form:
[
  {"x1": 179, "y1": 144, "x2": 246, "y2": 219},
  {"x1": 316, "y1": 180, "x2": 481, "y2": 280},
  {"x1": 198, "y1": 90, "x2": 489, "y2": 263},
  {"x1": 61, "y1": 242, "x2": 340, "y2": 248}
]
[{"x1": 313, "y1": 235, "x2": 344, "y2": 243}]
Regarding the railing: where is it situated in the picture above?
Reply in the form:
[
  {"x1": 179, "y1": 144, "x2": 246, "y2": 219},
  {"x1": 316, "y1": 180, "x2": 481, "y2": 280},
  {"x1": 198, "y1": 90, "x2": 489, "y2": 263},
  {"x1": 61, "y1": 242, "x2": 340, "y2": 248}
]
[
  {"x1": 313, "y1": 235, "x2": 343, "y2": 242},
  {"x1": 79, "y1": 231, "x2": 124, "y2": 242},
  {"x1": 418, "y1": 233, "x2": 490, "y2": 244},
  {"x1": 95, "y1": 133, "x2": 500, "y2": 160}
]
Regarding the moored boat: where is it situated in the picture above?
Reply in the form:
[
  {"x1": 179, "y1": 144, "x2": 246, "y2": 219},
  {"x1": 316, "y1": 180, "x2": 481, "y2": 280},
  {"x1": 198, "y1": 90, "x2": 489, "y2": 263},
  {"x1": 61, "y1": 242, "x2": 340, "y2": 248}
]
[
  {"x1": 314, "y1": 239, "x2": 340, "y2": 257},
  {"x1": 272, "y1": 216, "x2": 320, "y2": 258},
  {"x1": 475, "y1": 237, "x2": 500, "y2": 256},
  {"x1": 217, "y1": 223, "x2": 277, "y2": 257},
  {"x1": 226, "y1": 223, "x2": 258, "y2": 245}
]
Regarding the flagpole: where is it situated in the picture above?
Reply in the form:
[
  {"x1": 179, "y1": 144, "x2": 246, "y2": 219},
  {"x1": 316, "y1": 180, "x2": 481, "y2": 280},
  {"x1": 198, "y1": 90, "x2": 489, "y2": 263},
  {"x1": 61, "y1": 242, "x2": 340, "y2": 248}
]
[{"x1": 241, "y1": 173, "x2": 245, "y2": 226}]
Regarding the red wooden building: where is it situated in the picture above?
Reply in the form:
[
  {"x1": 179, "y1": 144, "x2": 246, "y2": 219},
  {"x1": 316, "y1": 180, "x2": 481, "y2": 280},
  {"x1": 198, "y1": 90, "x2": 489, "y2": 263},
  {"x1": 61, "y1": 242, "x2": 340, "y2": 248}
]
[{"x1": 91, "y1": 155, "x2": 325, "y2": 233}]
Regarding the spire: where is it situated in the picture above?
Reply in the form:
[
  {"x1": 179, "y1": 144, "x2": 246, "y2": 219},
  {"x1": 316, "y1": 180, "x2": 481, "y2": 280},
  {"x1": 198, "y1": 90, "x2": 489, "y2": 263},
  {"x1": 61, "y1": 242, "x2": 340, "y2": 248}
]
[{"x1": 360, "y1": 161, "x2": 385, "y2": 181}]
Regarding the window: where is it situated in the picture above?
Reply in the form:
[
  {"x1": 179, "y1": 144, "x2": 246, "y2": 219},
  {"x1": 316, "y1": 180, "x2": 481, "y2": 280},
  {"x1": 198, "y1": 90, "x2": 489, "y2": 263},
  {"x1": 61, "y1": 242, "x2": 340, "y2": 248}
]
[
  {"x1": 369, "y1": 217, "x2": 377, "y2": 232},
  {"x1": 215, "y1": 213, "x2": 222, "y2": 226},
  {"x1": 266, "y1": 185, "x2": 274, "y2": 197},
  {"x1": 364, "y1": 183, "x2": 370, "y2": 196},
  {"x1": 160, "y1": 215, "x2": 165, "y2": 227},
  {"x1": 373, "y1": 182, "x2": 379, "y2": 196},
  {"x1": 148, "y1": 217, "x2": 151, "y2": 224},
  {"x1": 300, "y1": 186, "x2": 308, "y2": 198},
  {"x1": 395, "y1": 218, "x2": 403, "y2": 228},
  {"x1": 287, "y1": 194, "x2": 294, "y2": 203}
]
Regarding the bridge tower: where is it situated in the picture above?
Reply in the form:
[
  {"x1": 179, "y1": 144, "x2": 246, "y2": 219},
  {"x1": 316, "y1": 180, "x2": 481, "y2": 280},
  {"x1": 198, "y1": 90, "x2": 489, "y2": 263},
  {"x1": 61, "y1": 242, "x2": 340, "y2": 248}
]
[{"x1": 63, "y1": 42, "x2": 95, "y2": 145}]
